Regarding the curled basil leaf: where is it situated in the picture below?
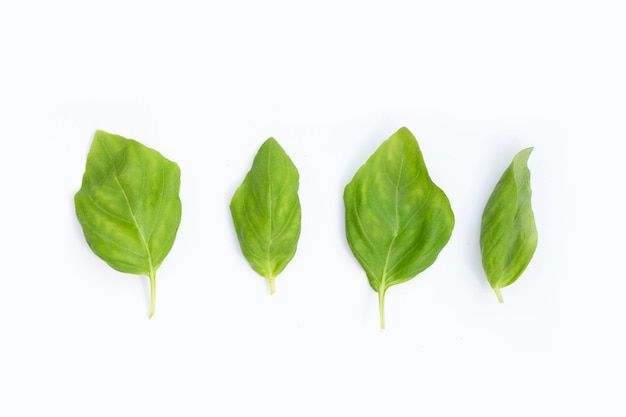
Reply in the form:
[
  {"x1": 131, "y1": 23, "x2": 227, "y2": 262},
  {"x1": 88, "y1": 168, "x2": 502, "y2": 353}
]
[
  {"x1": 75, "y1": 130, "x2": 182, "y2": 318},
  {"x1": 230, "y1": 138, "x2": 301, "y2": 294},
  {"x1": 480, "y1": 147, "x2": 538, "y2": 302},
  {"x1": 344, "y1": 127, "x2": 455, "y2": 329}
]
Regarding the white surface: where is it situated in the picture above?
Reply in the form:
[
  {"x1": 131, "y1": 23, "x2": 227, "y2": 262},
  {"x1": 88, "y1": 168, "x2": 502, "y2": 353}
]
[{"x1": 1, "y1": 1, "x2": 625, "y2": 416}]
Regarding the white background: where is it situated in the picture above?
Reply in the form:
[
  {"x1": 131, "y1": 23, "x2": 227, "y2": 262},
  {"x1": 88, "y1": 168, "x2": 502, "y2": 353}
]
[{"x1": 1, "y1": 1, "x2": 625, "y2": 416}]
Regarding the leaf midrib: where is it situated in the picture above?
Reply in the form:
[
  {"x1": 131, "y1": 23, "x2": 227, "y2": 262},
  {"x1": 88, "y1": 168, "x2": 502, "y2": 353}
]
[
  {"x1": 379, "y1": 155, "x2": 405, "y2": 293},
  {"x1": 102, "y1": 141, "x2": 155, "y2": 276},
  {"x1": 266, "y1": 148, "x2": 273, "y2": 276}
]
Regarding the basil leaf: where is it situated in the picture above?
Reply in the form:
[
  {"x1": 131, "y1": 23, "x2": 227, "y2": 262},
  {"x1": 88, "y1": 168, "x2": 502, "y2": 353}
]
[
  {"x1": 344, "y1": 127, "x2": 455, "y2": 329},
  {"x1": 480, "y1": 147, "x2": 537, "y2": 302},
  {"x1": 230, "y1": 138, "x2": 301, "y2": 294},
  {"x1": 74, "y1": 130, "x2": 182, "y2": 318}
]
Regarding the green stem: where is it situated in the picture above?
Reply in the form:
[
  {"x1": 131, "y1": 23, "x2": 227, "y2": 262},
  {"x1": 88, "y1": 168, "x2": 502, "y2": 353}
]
[
  {"x1": 378, "y1": 290, "x2": 386, "y2": 330},
  {"x1": 148, "y1": 270, "x2": 157, "y2": 318},
  {"x1": 268, "y1": 276, "x2": 276, "y2": 295},
  {"x1": 494, "y1": 287, "x2": 504, "y2": 303}
]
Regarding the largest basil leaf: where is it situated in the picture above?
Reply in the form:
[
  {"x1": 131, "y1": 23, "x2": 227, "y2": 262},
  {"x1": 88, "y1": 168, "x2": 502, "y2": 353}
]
[
  {"x1": 344, "y1": 127, "x2": 454, "y2": 329},
  {"x1": 230, "y1": 138, "x2": 301, "y2": 294},
  {"x1": 480, "y1": 147, "x2": 537, "y2": 302},
  {"x1": 74, "y1": 130, "x2": 182, "y2": 318}
]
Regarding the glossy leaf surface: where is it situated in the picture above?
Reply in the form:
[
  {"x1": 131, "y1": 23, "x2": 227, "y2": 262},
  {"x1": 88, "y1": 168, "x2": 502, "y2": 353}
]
[
  {"x1": 230, "y1": 138, "x2": 301, "y2": 294},
  {"x1": 344, "y1": 127, "x2": 454, "y2": 329},
  {"x1": 75, "y1": 130, "x2": 182, "y2": 317},
  {"x1": 480, "y1": 147, "x2": 537, "y2": 302}
]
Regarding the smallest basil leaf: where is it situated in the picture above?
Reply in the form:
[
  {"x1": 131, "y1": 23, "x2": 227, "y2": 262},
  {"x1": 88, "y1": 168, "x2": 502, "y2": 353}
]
[
  {"x1": 480, "y1": 147, "x2": 538, "y2": 302},
  {"x1": 229, "y1": 138, "x2": 301, "y2": 294}
]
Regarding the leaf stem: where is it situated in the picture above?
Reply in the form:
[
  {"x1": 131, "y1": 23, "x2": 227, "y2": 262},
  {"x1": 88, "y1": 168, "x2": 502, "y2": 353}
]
[
  {"x1": 148, "y1": 269, "x2": 157, "y2": 318},
  {"x1": 493, "y1": 287, "x2": 504, "y2": 303},
  {"x1": 378, "y1": 290, "x2": 386, "y2": 330},
  {"x1": 268, "y1": 276, "x2": 276, "y2": 295}
]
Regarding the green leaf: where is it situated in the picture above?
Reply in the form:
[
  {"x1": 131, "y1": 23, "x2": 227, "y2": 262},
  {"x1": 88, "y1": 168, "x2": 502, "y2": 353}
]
[
  {"x1": 344, "y1": 127, "x2": 455, "y2": 329},
  {"x1": 480, "y1": 147, "x2": 537, "y2": 303},
  {"x1": 74, "y1": 130, "x2": 182, "y2": 318},
  {"x1": 230, "y1": 138, "x2": 301, "y2": 294}
]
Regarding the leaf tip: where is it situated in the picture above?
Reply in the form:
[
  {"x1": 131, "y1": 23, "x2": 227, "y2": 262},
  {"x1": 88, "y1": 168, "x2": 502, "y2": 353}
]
[
  {"x1": 263, "y1": 137, "x2": 281, "y2": 149},
  {"x1": 516, "y1": 147, "x2": 534, "y2": 164}
]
